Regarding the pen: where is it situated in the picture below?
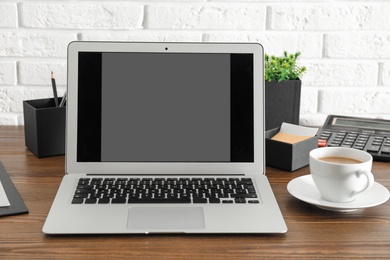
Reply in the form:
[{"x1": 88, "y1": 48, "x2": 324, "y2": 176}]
[
  {"x1": 59, "y1": 91, "x2": 67, "y2": 107},
  {"x1": 51, "y1": 71, "x2": 59, "y2": 107}
]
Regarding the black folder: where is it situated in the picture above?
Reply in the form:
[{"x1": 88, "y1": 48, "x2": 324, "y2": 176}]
[{"x1": 0, "y1": 161, "x2": 28, "y2": 217}]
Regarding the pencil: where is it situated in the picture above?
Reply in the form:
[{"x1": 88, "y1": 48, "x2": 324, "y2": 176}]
[
  {"x1": 59, "y1": 90, "x2": 67, "y2": 107},
  {"x1": 51, "y1": 71, "x2": 59, "y2": 107}
]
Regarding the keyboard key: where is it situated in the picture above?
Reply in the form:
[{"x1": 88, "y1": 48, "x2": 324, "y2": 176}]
[
  {"x1": 85, "y1": 198, "x2": 97, "y2": 204},
  {"x1": 74, "y1": 193, "x2": 89, "y2": 198},
  {"x1": 193, "y1": 198, "x2": 208, "y2": 203},
  {"x1": 72, "y1": 198, "x2": 84, "y2": 204},
  {"x1": 128, "y1": 198, "x2": 191, "y2": 203},
  {"x1": 209, "y1": 198, "x2": 220, "y2": 203},
  {"x1": 231, "y1": 194, "x2": 257, "y2": 198},
  {"x1": 112, "y1": 198, "x2": 127, "y2": 204},
  {"x1": 98, "y1": 198, "x2": 110, "y2": 204},
  {"x1": 235, "y1": 198, "x2": 246, "y2": 203}
]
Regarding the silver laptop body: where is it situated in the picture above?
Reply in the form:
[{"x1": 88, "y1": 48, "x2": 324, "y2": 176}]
[{"x1": 43, "y1": 41, "x2": 287, "y2": 234}]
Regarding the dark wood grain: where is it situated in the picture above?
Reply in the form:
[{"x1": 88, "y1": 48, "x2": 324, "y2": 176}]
[{"x1": 0, "y1": 126, "x2": 389, "y2": 259}]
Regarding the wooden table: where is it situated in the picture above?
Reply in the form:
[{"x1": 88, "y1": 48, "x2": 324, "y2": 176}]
[{"x1": 0, "y1": 126, "x2": 389, "y2": 259}]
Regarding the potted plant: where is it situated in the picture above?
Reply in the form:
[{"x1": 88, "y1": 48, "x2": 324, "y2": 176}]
[{"x1": 264, "y1": 51, "x2": 306, "y2": 130}]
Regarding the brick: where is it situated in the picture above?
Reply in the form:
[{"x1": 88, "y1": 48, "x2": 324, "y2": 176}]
[
  {"x1": 303, "y1": 61, "x2": 378, "y2": 86},
  {"x1": 325, "y1": 33, "x2": 390, "y2": 58},
  {"x1": 299, "y1": 114, "x2": 328, "y2": 127},
  {"x1": 380, "y1": 63, "x2": 390, "y2": 86},
  {"x1": 0, "y1": 61, "x2": 16, "y2": 85},
  {"x1": 19, "y1": 61, "x2": 67, "y2": 86},
  {"x1": 0, "y1": 31, "x2": 76, "y2": 57},
  {"x1": 300, "y1": 87, "x2": 318, "y2": 114},
  {"x1": 205, "y1": 32, "x2": 322, "y2": 58},
  {"x1": 0, "y1": 113, "x2": 19, "y2": 125},
  {"x1": 81, "y1": 32, "x2": 202, "y2": 42},
  {"x1": 0, "y1": 87, "x2": 54, "y2": 113},
  {"x1": 145, "y1": 4, "x2": 265, "y2": 30},
  {"x1": 269, "y1": 4, "x2": 390, "y2": 30},
  {"x1": 319, "y1": 88, "x2": 390, "y2": 114},
  {"x1": 0, "y1": 3, "x2": 17, "y2": 28},
  {"x1": 20, "y1": 3, "x2": 143, "y2": 29}
]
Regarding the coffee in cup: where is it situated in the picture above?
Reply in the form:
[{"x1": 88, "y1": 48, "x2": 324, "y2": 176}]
[{"x1": 309, "y1": 147, "x2": 374, "y2": 203}]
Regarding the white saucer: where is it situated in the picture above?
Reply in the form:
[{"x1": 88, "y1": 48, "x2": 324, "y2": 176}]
[{"x1": 287, "y1": 175, "x2": 390, "y2": 212}]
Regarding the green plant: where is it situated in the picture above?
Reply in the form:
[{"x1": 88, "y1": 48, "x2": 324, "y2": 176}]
[{"x1": 265, "y1": 51, "x2": 306, "y2": 82}]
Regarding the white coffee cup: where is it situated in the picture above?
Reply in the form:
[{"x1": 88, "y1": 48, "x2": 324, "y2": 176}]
[{"x1": 309, "y1": 147, "x2": 374, "y2": 203}]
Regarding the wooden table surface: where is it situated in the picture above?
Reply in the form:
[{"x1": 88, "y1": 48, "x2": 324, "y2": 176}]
[{"x1": 0, "y1": 126, "x2": 389, "y2": 259}]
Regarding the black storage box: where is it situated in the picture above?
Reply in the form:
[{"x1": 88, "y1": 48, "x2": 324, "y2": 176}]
[
  {"x1": 23, "y1": 98, "x2": 65, "y2": 158},
  {"x1": 265, "y1": 80, "x2": 301, "y2": 130},
  {"x1": 265, "y1": 127, "x2": 318, "y2": 171}
]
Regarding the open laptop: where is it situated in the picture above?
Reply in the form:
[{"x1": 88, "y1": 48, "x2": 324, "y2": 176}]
[{"x1": 43, "y1": 41, "x2": 287, "y2": 234}]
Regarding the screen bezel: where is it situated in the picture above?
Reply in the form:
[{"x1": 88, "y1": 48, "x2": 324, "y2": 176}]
[{"x1": 66, "y1": 42, "x2": 265, "y2": 175}]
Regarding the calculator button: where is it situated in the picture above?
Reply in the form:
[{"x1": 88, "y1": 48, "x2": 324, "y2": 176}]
[
  {"x1": 318, "y1": 139, "x2": 327, "y2": 147},
  {"x1": 380, "y1": 147, "x2": 390, "y2": 154},
  {"x1": 367, "y1": 145, "x2": 381, "y2": 153}
]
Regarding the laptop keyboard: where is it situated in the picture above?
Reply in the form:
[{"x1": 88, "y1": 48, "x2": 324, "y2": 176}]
[{"x1": 72, "y1": 177, "x2": 259, "y2": 204}]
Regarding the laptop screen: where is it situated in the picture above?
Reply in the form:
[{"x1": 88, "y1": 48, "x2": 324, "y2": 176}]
[{"x1": 77, "y1": 52, "x2": 254, "y2": 163}]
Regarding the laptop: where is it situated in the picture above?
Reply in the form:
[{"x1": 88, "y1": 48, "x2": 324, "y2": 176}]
[{"x1": 42, "y1": 41, "x2": 287, "y2": 234}]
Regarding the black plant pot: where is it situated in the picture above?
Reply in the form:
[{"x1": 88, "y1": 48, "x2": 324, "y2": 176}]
[{"x1": 265, "y1": 80, "x2": 301, "y2": 130}]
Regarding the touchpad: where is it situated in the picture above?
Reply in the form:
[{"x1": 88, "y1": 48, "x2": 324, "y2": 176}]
[{"x1": 127, "y1": 207, "x2": 205, "y2": 230}]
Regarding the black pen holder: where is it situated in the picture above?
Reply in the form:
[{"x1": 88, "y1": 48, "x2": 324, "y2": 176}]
[{"x1": 23, "y1": 98, "x2": 65, "y2": 158}]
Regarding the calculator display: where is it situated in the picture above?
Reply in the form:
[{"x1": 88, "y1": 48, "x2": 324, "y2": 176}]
[{"x1": 333, "y1": 117, "x2": 390, "y2": 131}]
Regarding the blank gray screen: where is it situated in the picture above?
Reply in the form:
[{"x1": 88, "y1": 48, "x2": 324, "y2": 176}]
[{"x1": 101, "y1": 53, "x2": 231, "y2": 162}]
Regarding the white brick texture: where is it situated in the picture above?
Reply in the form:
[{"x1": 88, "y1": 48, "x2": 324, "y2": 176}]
[
  {"x1": 269, "y1": 4, "x2": 390, "y2": 31},
  {"x1": 20, "y1": 3, "x2": 144, "y2": 29},
  {"x1": 381, "y1": 63, "x2": 390, "y2": 86},
  {"x1": 0, "y1": 0, "x2": 389, "y2": 126},
  {"x1": 0, "y1": 61, "x2": 16, "y2": 85},
  {"x1": 19, "y1": 61, "x2": 67, "y2": 86},
  {"x1": 145, "y1": 4, "x2": 266, "y2": 30},
  {"x1": 0, "y1": 4, "x2": 17, "y2": 28},
  {"x1": 319, "y1": 89, "x2": 390, "y2": 114},
  {"x1": 325, "y1": 33, "x2": 390, "y2": 58},
  {"x1": 303, "y1": 61, "x2": 378, "y2": 86},
  {"x1": 206, "y1": 32, "x2": 323, "y2": 58}
]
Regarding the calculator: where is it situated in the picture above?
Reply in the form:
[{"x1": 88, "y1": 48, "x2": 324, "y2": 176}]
[{"x1": 317, "y1": 115, "x2": 390, "y2": 162}]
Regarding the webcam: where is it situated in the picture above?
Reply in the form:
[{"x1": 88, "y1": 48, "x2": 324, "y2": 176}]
[{"x1": 165, "y1": 47, "x2": 168, "y2": 51}]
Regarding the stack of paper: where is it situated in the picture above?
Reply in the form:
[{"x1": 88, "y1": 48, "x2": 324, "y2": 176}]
[{"x1": 0, "y1": 180, "x2": 10, "y2": 207}]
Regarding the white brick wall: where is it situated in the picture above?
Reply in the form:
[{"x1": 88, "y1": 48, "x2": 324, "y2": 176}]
[{"x1": 0, "y1": 1, "x2": 389, "y2": 126}]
